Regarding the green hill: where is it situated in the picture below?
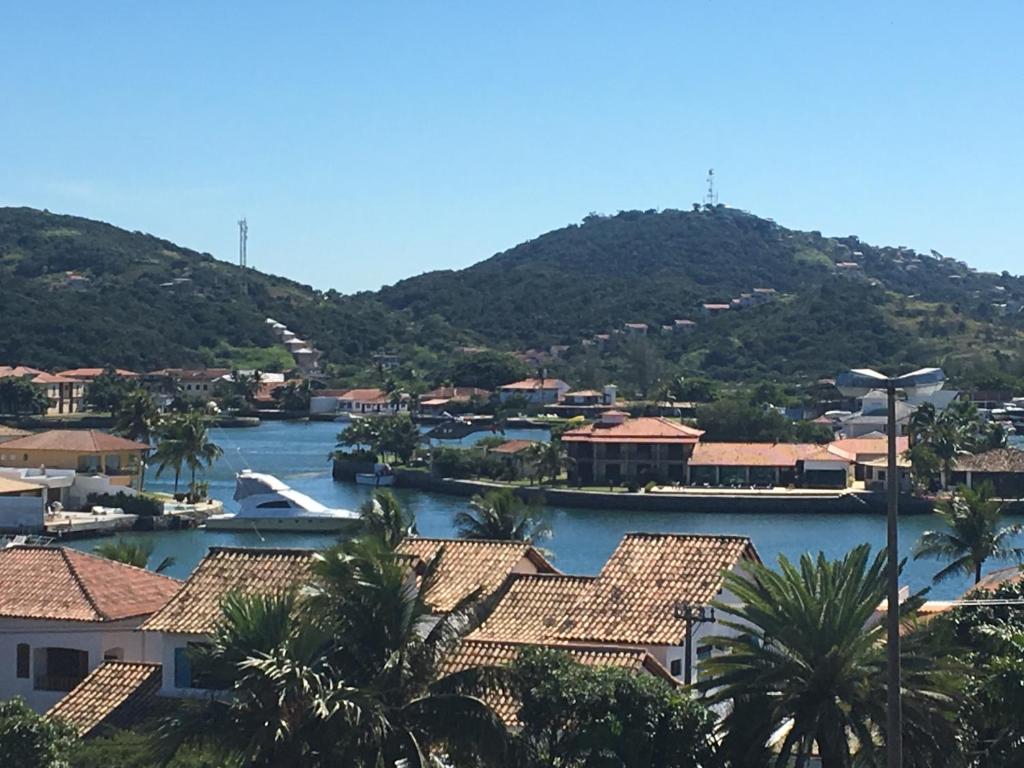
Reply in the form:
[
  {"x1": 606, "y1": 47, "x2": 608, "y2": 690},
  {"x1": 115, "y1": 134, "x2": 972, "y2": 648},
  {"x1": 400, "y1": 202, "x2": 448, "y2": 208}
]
[{"x1": 2, "y1": 205, "x2": 1022, "y2": 390}]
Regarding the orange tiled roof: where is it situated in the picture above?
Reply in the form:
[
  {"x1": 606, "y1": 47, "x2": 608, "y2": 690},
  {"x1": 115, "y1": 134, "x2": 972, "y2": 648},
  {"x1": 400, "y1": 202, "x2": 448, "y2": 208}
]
[
  {"x1": 0, "y1": 365, "x2": 46, "y2": 378},
  {"x1": 0, "y1": 546, "x2": 180, "y2": 622},
  {"x1": 561, "y1": 416, "x2": 704, "y2": 444},
  {"x1": 140, "y1": 547, "x2": 315, "y2": 634},
  {"x1": 828, "y1": 436, "x2": 909, "y2": 460},
  {"x1": 688, "y1": 442, "x2": 824, "y2": 467},
  {"x1": 489, "y1": 439, "x2": 538, "y2": 455},
  {"x1": 339, "y1": 387, "x2": 390, "y2": 403},
  {"x1": 439, "y1": 639, "x2": 674, "y2": 724},
  {"x1": 953, "y1": 448, "x2": 1024, "y2": 473},
  {"x1": 55, "y1": 368, "x2": 139, "y2": 379},
  {"x1": 395, "y1": 538, "x2": 558, "y2": 613},
  {"x1": 0, "y1": 424, "x2": 32, "y2": 439},
  {"x1": 557, "y1": 533, "x2": 758, "y2": 645},
  {"x1": 422, "y1": 386, "x2": 491, "y2": 400},
  {"x1": 0, "y1": 429, "x2": 149, "y2": 453},
  {"x1": 29, "y1": 372, "x2": 83, "y2": 384},
  {"x1": 46, "y1": 661, "x2": 161, "y2": 737},
  {"x1": 500, "y1": 378, "x2": 569, "y2": 391},
  {"x1": 468, "y1": 573, "x2": 595, "y2": 644}
]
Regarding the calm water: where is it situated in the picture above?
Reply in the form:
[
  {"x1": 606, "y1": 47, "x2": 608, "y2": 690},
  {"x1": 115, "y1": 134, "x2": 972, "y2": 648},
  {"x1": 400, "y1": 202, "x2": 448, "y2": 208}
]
[{"x1": 66, "y1": 421, "x2": 1019, "y2": 599}]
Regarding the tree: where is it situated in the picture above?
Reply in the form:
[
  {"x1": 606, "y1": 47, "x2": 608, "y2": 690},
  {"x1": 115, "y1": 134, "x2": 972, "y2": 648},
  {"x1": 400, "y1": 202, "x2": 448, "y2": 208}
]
[
  {"x1": 151, "y1": 414, "x2": 188, "y2": 494},
  {"x1": 228, "y1": 369, "x2": 262, "y2": 406},
  {"x1": 377, "y1": 414, "x2": 421, "y2": 464},
  {"x1": 454, "y1": 488, "x2": 550, "y2": 543},
  {"x1": 177, "y1": 412, "x2": 222, "y2": 501},
  {"x1": 509, "y1": 647, "x2": 716, "y2": 768},
  {"x1": 696, "y1": 398, "x2": 795, "y2": 442},
  {"x1": 0, "y1": 376, "x2": 49, "y2": 414},
  {"x1": 273, "y1": 380, "x2": 311, "y2": 412},
  {"x1": 448, "y1": 351, "x2": 527, "y2": 391},
  {"x1": 84, "y1": 367, "x2": 134, "y2": 413},
  {"x1": 701, "y1": 545, "x2": 959, "y2": 768},
  {"x1": 93, "y1": 537, "x2": 175, "y2": 573},
  {"x1": 908, "y1": 400, "x2": 1004, "y2": 488},
  {"x1": 663, "y1": 375, "x2": 719, "y2": 403},
  {"x1": 358, "y1": 490, "x2": 416, "y2": 548},
  {"x1": 522, "y1": 440, "x2": 572, "y2": 484},
  {"x1": 0, "y1": 697, "x2": 77, "y2": 768},
  {"x1": 914, "y1": 481, "x2": 1024, "y2": 584},
  {"x1": 112, "y1": 388, "x2": 162, "y2": 445}
]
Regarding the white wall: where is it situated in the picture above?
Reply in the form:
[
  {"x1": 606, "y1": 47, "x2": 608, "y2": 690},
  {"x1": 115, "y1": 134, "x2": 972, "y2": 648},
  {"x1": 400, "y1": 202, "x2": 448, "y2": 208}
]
[
  {"x1": 0, "y1": 617, "x2": 144, "y2": 712},
  {"x1": 0, "y1": 495, "x2": 45, "y2": 531}
]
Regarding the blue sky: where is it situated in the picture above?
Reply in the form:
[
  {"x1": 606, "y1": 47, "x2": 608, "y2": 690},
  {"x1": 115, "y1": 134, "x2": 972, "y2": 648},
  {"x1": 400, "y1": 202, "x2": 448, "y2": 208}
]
[{"x1": 2, "y1": 2, "x2": 1022, "y2": 292}]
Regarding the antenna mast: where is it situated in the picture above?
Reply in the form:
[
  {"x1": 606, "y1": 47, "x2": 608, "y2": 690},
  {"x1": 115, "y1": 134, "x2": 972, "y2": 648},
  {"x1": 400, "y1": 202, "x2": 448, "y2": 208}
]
[
  {"x1": 704, "y1": 169, "x2": 718, "y2": 206},
  {"x1": 238, "y1": 217, "x2": 248, "y2": 294}
]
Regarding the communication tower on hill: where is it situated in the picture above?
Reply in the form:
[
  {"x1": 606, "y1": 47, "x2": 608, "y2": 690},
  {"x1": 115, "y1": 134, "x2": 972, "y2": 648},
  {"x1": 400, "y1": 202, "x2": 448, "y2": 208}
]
[
  {"x1": 238, "y1": 217, "x2": 248, "y2": 294},
  {"x1": 704, "y1": 168, "x2": 718, "y2": 206}
]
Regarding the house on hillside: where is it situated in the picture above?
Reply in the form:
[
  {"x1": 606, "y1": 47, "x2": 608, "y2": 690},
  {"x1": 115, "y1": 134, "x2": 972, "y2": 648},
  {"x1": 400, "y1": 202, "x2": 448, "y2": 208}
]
[
  {"x1": 0, "y1": 546, "x2": 179, "y2": 712},
  {"x1": 700, "y1": 303, "x2": 730, "y2": 315},
  {"x1": 687, "y1": 442, "x2": 849, "y2": 488},
  {"x1": 498, "y1": 378, "x2": 570, "y2": 406},
  {"x1": 0, "y1": 367, "x2": 84, "y2": 415},
  {"x1": 544, "y1": 385, "x2": 618, "y2": 417},
  {"x1": 417, "y1": 386, "x2": 491, "y2": 417},
  {"x1": 623, "y1": 322, "x2": 648, "y2": 336},
  {"x1": 561, "y1": 411, "x2": 704, "y2": 484},
  {"x1": 336, "y1": 387, "x2": 409, "y2": 414}
]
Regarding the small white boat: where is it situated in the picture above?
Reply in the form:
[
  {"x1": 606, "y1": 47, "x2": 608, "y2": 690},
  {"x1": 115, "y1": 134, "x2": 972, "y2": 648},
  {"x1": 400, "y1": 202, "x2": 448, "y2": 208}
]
[
  {"x1": 205, "y1": 470, "x2": 361, "y2": 532},
  {"x1": 355, "y1": 463, "x2": 396, "y2": 487}
]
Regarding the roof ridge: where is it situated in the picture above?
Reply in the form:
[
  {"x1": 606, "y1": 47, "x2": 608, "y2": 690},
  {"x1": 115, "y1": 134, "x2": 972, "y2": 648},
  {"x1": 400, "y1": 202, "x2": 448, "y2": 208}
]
[
  {"x1": 208, "y1": 545, "x2": 318, "y2": 556},
  {"x1": 511, "y1": 572, "x2": 595, "y2": 582},
  {"x1": 59, "y1": 548, "x2": 107, "y2": 621},
  {"x1": 63, "y1": 546, "x2": 182, "y2": 585},
  {"x1": 621, "y1": 531, "x2": 751, "y2": 542},
  {"x1": 402, "y1": 537, "x2": 531, "y2": 547}
]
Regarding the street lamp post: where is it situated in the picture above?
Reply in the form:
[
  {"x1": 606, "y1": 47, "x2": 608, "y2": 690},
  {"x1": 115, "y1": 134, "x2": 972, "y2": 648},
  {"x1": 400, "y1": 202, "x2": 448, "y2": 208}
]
[
  {"x1": 673, "y1": 603, "x2": 715, "y2": 686},
  {"x1": 835, "y1": 367, "x2": 945, "y2": 768}
]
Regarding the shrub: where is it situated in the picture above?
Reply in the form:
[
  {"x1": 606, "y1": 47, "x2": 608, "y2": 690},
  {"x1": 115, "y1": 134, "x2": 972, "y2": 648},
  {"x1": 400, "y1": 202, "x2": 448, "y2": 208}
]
[{"x1": 86, "y1": 492, "x2": 162, "y2": 517}]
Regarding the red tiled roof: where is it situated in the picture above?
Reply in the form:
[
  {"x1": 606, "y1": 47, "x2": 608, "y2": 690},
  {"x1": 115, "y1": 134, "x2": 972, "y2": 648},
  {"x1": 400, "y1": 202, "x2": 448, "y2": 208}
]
[
  {"x1": 0, "y1": 429, "x2": 149, "y2": 453},
  {"x1": 395, "y1": 538, "x2": 558, "y2": 613},
  {"x1": 30, "y1": 372, "x2": 83, "y2": 384},
  {"x1": 564, "y1": 389, "x2": 603, "y2": 397},
  {"x1": 339, "y1": 387, "x2": 390, "y2": 403},
  {"x1": 500, "y1": 378, "x2": 569, "y2": 391},
  {"x1": 952, "y1": 448, "x2": 1024, "y2": 473},
  {"x1": 55, "y1": 368, "x2": 139, "y2": 379},
  {"x1": 468, "y1": 574, "x2": 596, "y2": 644},
  {"x1": 0, "y1": 546, "x2": 180, "y2": 622},
  {"x1": 489, "y1": 440, "x2": 538, "y2": 455},
  {"x1": 828, "y1": 436, "x2": 909, "y2": 461},
  {"x1": 0, "y1": 365, "x2": 46, "y2": 378},
  {"x1": 422, "y1": 386, "x2": 490, "y2": 400},
  {"x1": 688, "y1": 442, "x2": 824, "y2": 467},
  {"x1": 47, "y1": 661, "x2": 162, "y2": 737},
  {"x1": 140, "y1": 547, "x2": 315, "y2": 634},
  {"x1": 561, "y1": 416, "x2": 704, "y2": 444},
  {"x1": 556, "y1": 533, "x2": 758, "y2": 645}
]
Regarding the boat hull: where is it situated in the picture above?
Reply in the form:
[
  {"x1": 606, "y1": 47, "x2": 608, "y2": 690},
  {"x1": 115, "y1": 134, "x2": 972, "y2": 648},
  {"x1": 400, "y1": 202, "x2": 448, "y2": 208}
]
[{"x1": 204, "y1": 515, "x2": 362, "y2": 533}]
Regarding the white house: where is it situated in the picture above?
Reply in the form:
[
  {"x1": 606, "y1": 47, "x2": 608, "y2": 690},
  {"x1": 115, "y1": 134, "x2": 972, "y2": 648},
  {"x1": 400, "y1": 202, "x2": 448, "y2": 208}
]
[
  {"x1": 498, "y1": 378, "x2": 570, "y2": 406},
  {"x1": 0, "y1": 545, "x2": 180, "y2": 712},
  {"x1": 840, "y1": 387, "x2": 959, "y2": 438}
]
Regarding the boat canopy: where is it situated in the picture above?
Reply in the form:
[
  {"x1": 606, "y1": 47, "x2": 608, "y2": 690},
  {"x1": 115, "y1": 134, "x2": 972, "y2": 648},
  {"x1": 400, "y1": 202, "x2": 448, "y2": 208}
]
[{"x1": 234, "y1": 470, "x2": 290, "y2": 501}]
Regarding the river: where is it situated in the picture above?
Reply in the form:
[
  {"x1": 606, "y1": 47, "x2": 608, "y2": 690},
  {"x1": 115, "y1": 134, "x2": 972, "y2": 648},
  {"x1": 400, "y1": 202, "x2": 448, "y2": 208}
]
[{"x1": 65, "y1": 420, "x2": 1021, "y2": 599}]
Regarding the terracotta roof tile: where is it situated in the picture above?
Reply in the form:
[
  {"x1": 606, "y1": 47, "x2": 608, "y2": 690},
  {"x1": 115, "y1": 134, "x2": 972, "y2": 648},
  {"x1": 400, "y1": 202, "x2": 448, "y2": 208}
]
[
  {"x1": 55, "y1": 368, "x2": 139, "y2": 379},
  {"x1": 140, "y1": 547, "x2": 315, "y2": 634},
  {"x1": 0, "y1": 429, "x2": 149, "y2": 453},
  {"x1": 0, "y1": 424, "x2": 32, "y2": 439},
  {"x1": 339, "y1": 388, "x2": 390, "y2": 403},
  {"x1": 395, "y1": 538, "x2": 558, "y2": 614},
  {"x1": 500, "y1": 378, "x2": 569, "y2": 391},
  {"x1": 688, "y1": 442, "x2": 824, "y2": 467},
  {"x1": 468, "y1": 573, "x2": 595, "y2": 643},
  {"x1": 46, "y1": 661, "x2": 162, "y2": 737},
  {"x1": 489, "y1": 440, "x2": 538, "y2": 455},
  {"x1": 556, "y1": 533, "x2": 757, "y2": 645},
  {"x1": 439, "y1": 639, "x2": 674, "y2": 724},
  {"x1": 953, "y1": 448, "x2": 1024, "y2": 473},
  {"x1": 827, "y1": 436, "x2": 909, "y2": 460},
  {"x1": 561, "y1": 416, "x2": 704, "y2": 444},
  {"x1": 0, "y1": 546, "x2": 180, "y2": 622}
]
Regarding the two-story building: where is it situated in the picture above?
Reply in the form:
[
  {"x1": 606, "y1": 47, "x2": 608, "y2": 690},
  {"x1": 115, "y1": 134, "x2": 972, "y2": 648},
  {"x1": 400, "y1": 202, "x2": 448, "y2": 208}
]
[
  {"x1": 0, "y1": 367, "x2": 85, "y2": 415},
  {"x1": 498, "y1": 378, "x2": 570, "y2": 406},
  {"x1": 561, "y1": 411, "x2": 704, "y2": 484},
  {"x1": 0, "y1": 545, "x2": 179, "y2": 712}
]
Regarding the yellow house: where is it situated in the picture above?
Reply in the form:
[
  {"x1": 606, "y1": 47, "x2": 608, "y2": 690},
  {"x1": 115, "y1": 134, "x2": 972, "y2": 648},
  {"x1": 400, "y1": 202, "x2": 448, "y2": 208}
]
[{"x1": 0, "y1": 430, "x2": 148, "y2": 488}]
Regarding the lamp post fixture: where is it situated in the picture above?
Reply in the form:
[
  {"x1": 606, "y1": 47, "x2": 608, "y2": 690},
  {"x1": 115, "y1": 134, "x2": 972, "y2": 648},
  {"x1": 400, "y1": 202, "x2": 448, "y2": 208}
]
[
  {"x1": 673, "y1": 602, "x2": 715, "y2": 685},
  {"x1": 835, "y1": 366, "x2": 945, "y2": 768}
]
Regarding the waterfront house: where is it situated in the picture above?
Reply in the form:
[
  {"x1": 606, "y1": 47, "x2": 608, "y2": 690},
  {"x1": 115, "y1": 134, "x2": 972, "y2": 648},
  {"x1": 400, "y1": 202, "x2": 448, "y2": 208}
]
[
  {"x1": 686, "y1": 442, "x2": 850, "y2": 488},
  {"x1": 561, "y1": 411, "x2": 704, "y2": 484},
  {"x1": 0, "y1": 429, "x2": 149, "y2": 494},
  {"x1": 949, "y1": 448, "x2": 1024, "y2": 497},
  {"x1": 139, "y1": 547, "x2": 316, "y2": 697},
  {"x1": 498, "y1": 377, "x2": 570, "y2": 406},
  {"x1": 0, "y1": 545, "x2": 179, "y2": 712},
  {"x1": 543, "y1": 385, "x2": 618, "y2": 417},
  {"x1": 336, "y1": 387, "x2": 409, "y2": 414},
  {"x1": 0, "y1": 476, "x2": 46, "y2": 531},
  {"x1": 418, "y1": 386, "x2": 491, "y2": 416},
  {"x1": 465, "y1": 533, "x2": 759, "y2": 685},
  {"x1": 487, "y1": 439, "x2": 541, "y2": 478},
  {"x1": 0, "y1": 366, "x2": 84, "y2": 415},
  {"x1": 142, "y1": 368, "x2": 230, "y2": 404},
  {"x1": 828, "y1": 435, "x2": 909, "y2": 481}
]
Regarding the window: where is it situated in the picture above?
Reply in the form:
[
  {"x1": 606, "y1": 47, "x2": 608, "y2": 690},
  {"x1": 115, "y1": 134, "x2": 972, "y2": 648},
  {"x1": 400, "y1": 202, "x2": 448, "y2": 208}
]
[
  {"x1": 670, "y1": 659, "x2": 682, "y2": 676},
  {"x1": 697, "y1": 645, "x2": 713, "y2": 662},
  {"x1": 257, "y1": 500, "x2": 292, "y2": 509},
  {"x1": 16, "y1": 644, "x2": 29, "y2": 679},
  {"x1": 77, "y1": 455, "x2": 101, "y2": 473}
]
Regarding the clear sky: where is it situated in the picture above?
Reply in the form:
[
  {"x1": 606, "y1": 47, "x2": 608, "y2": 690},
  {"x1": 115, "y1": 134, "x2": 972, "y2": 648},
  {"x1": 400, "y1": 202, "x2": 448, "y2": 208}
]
[{"x1": 2, "y1": 2, "x2": 1022, "y2": 292}]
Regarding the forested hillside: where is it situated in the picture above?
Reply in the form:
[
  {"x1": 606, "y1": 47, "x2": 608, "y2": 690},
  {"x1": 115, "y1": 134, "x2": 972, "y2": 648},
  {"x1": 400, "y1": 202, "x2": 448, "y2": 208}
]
[{"x1": 2, "y1": 205, "x2": 1022, "y2": 390}]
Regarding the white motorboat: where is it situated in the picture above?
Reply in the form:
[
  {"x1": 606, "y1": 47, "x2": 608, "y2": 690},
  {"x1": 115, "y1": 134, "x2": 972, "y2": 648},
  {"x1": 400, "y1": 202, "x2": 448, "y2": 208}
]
[{"x1": 205, "y1": 470, "x2": 361, "y2": 533}]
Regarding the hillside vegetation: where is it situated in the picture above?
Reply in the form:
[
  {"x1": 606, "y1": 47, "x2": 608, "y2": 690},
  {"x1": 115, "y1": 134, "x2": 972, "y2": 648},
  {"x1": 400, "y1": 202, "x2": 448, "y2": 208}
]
[{"x1": 2, "y1": 205, "x2": 1022, "y2": 391}]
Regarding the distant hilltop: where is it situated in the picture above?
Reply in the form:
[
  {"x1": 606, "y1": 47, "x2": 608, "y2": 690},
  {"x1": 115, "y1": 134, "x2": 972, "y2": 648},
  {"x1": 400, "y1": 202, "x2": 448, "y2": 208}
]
[{"x1": 1, "y1": 205, "x2": 1022, "y2": 387}]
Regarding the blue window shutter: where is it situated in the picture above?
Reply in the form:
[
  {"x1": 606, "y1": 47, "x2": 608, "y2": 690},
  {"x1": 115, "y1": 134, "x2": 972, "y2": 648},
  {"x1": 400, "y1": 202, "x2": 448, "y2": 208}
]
[{"x1": 173, "y1": 647, "x2": 192, "y2": 688}]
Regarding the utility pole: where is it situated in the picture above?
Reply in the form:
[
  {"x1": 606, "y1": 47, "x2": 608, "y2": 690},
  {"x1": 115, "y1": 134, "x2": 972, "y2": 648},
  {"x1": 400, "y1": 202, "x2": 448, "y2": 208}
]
[
  {"x1": 238, "y1": 217, "x2": 248, "y2": 294},
  {"x1": 704, "y1": 168, "x2": 718, "y2": 206}
]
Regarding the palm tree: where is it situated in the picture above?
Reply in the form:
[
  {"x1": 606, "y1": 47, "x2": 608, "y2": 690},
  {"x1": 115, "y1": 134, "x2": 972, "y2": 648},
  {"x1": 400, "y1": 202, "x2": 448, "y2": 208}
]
[
  {"x1": 112, "y1": 388, "x2": 162, "y2": 444},
  {"x1": 178, "y1": 411, "x2": 223, "y2": 501},
  {"x1": 454, "y1": 488, "x2": 550, "y2": 543},
  {"x1": 358, "y1": 490, "x2": 416, "y2": 548},
  {"x1": 151, "y1": 415, "x2": 188, "y2": 494},
  {"x1": 914, "y1": 481, "x2": 1024, "y2": 584},
  {"x1": 93, "y1": 537, "x2": 175, "y2": 573},
  {"x1": 701, "y1": 545, "x2": 958, "y2": 768},
  {"x1": 523, "y1": 440, "x2": 572, "y2": 484}
]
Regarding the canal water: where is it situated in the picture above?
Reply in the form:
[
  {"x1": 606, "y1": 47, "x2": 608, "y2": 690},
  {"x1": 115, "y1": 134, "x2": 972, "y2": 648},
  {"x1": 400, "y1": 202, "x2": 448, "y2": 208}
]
[{"x1": 66, "y1": 420, "x2": 1019, "y2": 599}]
